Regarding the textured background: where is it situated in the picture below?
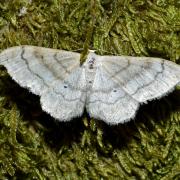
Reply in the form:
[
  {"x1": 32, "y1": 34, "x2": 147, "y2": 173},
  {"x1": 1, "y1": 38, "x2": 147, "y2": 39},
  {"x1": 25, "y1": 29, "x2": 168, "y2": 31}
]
[{"x1": 0, "y1": 0, "x2": 180, "y2": 179}]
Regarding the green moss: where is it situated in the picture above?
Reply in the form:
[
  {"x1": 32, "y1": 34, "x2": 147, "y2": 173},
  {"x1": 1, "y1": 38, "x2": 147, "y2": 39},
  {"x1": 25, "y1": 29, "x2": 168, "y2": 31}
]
[{"x1": 0, "y1": 0, "x2": 180, "y2": 179}]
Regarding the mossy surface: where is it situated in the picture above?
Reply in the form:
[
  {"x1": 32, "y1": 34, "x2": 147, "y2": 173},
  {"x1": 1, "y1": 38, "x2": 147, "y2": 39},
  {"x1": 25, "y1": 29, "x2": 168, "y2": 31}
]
[{"x1": 0, "y1": 0, "x2": 180, "y2": 179}]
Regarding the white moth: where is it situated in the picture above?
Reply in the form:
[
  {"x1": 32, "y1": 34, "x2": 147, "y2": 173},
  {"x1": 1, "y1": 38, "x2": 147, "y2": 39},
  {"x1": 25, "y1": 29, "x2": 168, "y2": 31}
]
[{"x1": 0, "y1": 45, "x2": 180, "y2": 125}]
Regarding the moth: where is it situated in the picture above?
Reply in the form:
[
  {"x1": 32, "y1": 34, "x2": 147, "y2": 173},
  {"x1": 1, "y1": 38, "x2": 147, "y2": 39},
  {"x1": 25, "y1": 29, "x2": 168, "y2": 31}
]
[{"x1": 0, "y1": 46, "x2": 180, "y2": 124}]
